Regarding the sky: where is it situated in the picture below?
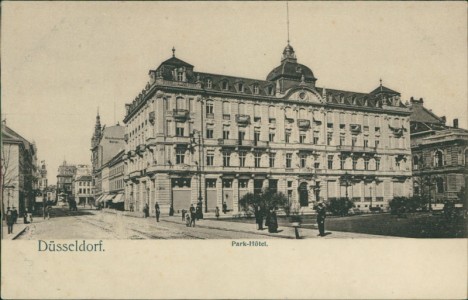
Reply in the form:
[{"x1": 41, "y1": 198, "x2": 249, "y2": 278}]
[{"x1": 2, "y1": 1, "x2": 467, "y2": 182}]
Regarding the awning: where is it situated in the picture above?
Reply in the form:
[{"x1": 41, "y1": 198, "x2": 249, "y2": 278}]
[
  {"x1": 95, "y1": 195, "x2": 104, "y2": 203},
  {"x1": 112, "y1": 193, "x2": 124, "y2": 203},
  {"x1": 103, "y1": 194, "x2": 115, "y2": 202}
]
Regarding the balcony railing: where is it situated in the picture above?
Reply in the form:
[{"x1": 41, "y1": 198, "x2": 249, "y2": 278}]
[
  {"x1": 254, "y1": 140, "x2": 269, "y2": 148},
  {"x1": 376, "y1": 197, "x2": 384, "y2": 202},
  {"x1": 297, "y1": 119, "x2": 311, "y2": 130},
  {"x1": 154, "y1": 78, "x2": 200, "y2": 89},
  {"x1": 218, "y1": 139, "x2": 238, "y2": 147},
  {"x1": 364, "y1": 197, "x2": 372, "y2": 202},
  {"x1": 236, "y1": 114, "x2": 251, "y2": 125},
  {"x1": 136, "y1": 144, "x2": 146, "y2": 156},
  {"x1": 337, "y1": 145, "x2": 377, "y2": 154},
  {"x1": 129, "y1": 170, "x2": 141, "y2": 179},
  {"x1": 172, "y1": 109, "x2": 190, "y2": 121},
  {"x1": 238, "y1": 140, "x2": 254, "y2": 147},
  {"x1": 350, "y1": 124, "x2": 362, "y2": 134}
]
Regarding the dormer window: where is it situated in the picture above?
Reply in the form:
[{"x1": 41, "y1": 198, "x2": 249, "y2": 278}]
[
  {"x1": 267, "y1": 86, "x2": 274, "y2": 95},
  {"x1": 207, "y1": 79, "x2": 212, "y2": 89},
  {"x1": 222, "y1": 81, "x2": 229, "y2": 90},
  {"x1": 177, "y1": 72, "x2": 183, "y2": 81},
  {"x1": 237, "y1": 83, "x2": 244, "y2": 93},
  {"x1": 253, "y1": 85, "x2": 259, "y2": 94}
]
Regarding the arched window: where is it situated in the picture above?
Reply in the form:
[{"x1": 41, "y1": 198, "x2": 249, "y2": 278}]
[{"x1": 434, "y1": 150, "x2": 443, "y2": 167}]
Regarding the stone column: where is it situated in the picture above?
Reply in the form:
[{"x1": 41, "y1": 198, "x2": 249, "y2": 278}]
[{"x1": 232, "y1": 178, "x2": 239, "y2": 212}]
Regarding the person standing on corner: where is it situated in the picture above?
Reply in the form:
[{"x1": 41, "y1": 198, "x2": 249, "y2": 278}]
[
  {"x1": 189, "y1": 204, "x2": 196, "y2": 227},
  {"x1": 155, "y1": 202, "x2": 161, "y2": 222},
  {"x1": 143, "y1": 203, "x2": 149, "y2": 218},
  {"x1": 268, "y1": 207, "x2": 278, "y2": 233},
  {"x1": 314, "y1": 202, "x2": 327, "y2": 237},
  {"x1": 215, "y1": 206, "x2": 220, "y2": 219}
]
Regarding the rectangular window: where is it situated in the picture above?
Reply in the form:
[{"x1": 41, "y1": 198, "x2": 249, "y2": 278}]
[
  {"x1": 364, "y1": 139, "x2": 369, "y2": 148},
  {"x1": 206, "y1": 179, "x2": 217, "y2": 188},
  {"x1": 375, "y1": 139, "x2": 380, "y2": 148},
  {"x1": 223, "y1": 179, "x2": 232, "y2": 188},
  {"x1": 300, "y1": 134, "x2": 306, "y2": 144},
  {"x1": 285, "y1": 131, "x2": 291, "y2": 143},
  {"x1": 340, "y1": 135, "x2": 345, "y2": 146},
  {"x1": 375, "y1": 158, "x2": 380, "y2": 170},
  {"x1": 176, "y1": 149, "x2": 185, "y2": 164},
  {"x1": 364, "y1": 158, "x2": 369, "y2": 170},
  {"x1": 268, "y1": 106, "x2": 276, "y2": 124},
  {"x1": 327, "y1": 133, "x2": 333, "y2": 145},
  {"x1": 239, "y1": 151, "x2": 246, "y2": 167},
  {"x1": 287, "y1": 181, "x2": 293, "y2": 188},
  {"x1": 206, "y1": 151, "x2": 214, "y2": 166},
  {"x1": 176, "y1": 124, "x2": 185, "y2": 137},
  {"x1": 223, "y1": 128, "x2": 230, "y2": 140},
  {"x1": 254, "y1": 85, "x2": 259, "y2": 94},
  {"x1": 269, "y1": 131, "x2": 275, "y2": 142},
  {"x1": 238, "y1": 131, "x2": 245, "y2": 141},
  {"x1": 313, "y1": 132, "x2": 319, "y2": 144},
  {"x1": 327, "y1": 123, "x2": 333, "y2": 129},
  {"x1": 222, "y1": 102, "x2": 230, "y2": 120},
  {"x1": 206, "y1": 102, "x2": 214, "y2": 118},
  {"x1": 352, "y1": 157, "x2": 357, "y2": 170},
  {"x1": 239, "y1": 179, "x2": 249, "y2": 188},
  {"x1": 223, "y1": 152, "x2": 230, "y2": 167},
  {"x1": 375, "y1": 127, "x2": 380, "y2": 133},
  {"x1": 254, "y1": 152, "x2": 261, "y2": 168},
  {"x1": 340, "y1": 124, "x2": 346, "y2": 130},
  {"x1": 269, "y1": 153, "x2": 275, "y2": 168},
  {"x1": 286, "y1": 153, "x2": 292, "y2": 168},
  {"x1": 352, "y1": 137, "x2": 357, "y2": 147},
  {"x1": 314, "y1": 161, "x2": 320, "y2": 169},
  {"x1": 340, "y1": 156, "x2": 346, "y2": 170},
  {"x1": 206, "y1": 128, "x2": 214, "y2": 139},
  {"x1": 328, "y1": 155, "x2": 334, "y2": 169},
  {"x1": 300, "y1": 154, "x2": 307, "y2": 168},
  {"x1": 254, "y1": 130, "x2": 260, "y2": 142}
]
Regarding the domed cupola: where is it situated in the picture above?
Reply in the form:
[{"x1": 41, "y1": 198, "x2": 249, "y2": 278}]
[{"x1": 267, "y1": 43, "x2": 317, "y2": 91}]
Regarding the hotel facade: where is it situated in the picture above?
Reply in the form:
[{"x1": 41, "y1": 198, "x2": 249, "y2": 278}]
[{"x1": 122, "y1": 45, "x2": 412, "y2": 215}]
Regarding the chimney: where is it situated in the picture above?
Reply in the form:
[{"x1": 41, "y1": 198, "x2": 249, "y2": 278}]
[
  {"x1": 453, "y1": 118, "x2": 459, "y2": 128},
  {"x1": 440, "y1": 116, "x2": 446, "y2": 124}
]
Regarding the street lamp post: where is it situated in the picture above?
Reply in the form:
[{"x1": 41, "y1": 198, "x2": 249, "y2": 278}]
[{"x1": 191, "y1": 129, "x2": 204, "y2": 214}]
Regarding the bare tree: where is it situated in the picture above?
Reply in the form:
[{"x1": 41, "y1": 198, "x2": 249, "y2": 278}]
[{"x1": 1, "y1": 144, "x2": 19, "y2": 216}]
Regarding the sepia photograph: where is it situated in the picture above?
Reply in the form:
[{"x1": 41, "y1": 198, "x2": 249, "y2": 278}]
[{"x1": 1, "y1": 1, "x2": 467, "y2": 299}]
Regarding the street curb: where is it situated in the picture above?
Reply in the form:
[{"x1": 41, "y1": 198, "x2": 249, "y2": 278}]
[
  {"x1": 11, "y1": 225, "x2": 29, "y2": 240},
  {"x1": 162, "y1": 218, "x2": 296, "y2": 239}
]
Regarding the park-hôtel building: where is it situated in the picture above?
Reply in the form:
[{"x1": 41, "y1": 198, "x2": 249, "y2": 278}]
[{"x1": 122, "y1": 44, "x2": 412, "y2": 215}]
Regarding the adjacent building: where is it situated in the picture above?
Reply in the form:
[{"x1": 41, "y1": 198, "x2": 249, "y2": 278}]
[
  {"x1": 90, "y1": 113, "x2": 125, "y2": 206},
  {"x1": 1, "y1": 121, "x2": 38, "y2": 215},
  {"x1": 409, "y1": 97, "x2": 467, "y2": 206},
  {"x1": 122, "y1": 44, "x2": 412, "y2": 214}
]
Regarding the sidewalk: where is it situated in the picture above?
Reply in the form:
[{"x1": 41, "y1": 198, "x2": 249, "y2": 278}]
[
  {"x1": 2, "y1": 221, "x2": 29, "y2": 240},
  {"x1": 162, "y1": 216, "x2": 395, "y2": 239}
]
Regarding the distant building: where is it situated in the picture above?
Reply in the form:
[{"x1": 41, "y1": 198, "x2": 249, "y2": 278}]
[
  {"x1": 1, "y1": 122, "x2": 38, "y2": 215},
  {"x1": 90, "y1": 113, "x2": 125, "y2": 206},
  {"x1": 410, "y1": 97, "x2": 468, "y2": 206},
  {"x1": 45, "y1": 185, "x2": 57, "y2": 203},
  {"x1": 122, "y1": 45, "x2": 412, "y2": 215},
  {"x1": 56, "y1": 160, "x2": 76, "y2": 200},
  {"x1": 72, "y1": 175, "x2": 93, "y2": 206}
]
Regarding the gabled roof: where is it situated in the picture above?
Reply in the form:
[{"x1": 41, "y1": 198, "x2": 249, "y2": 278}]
[
  {"x1": 156, "y1": 56, "x2": 194, "y2": 69},
  {"x1": 2, "y1": 124, "x2": 33, "y2": 151},
  {"x1": 410, "y1": 101, "x2": 445, "y2": 124}
]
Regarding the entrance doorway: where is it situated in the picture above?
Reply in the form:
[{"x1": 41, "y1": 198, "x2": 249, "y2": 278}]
[{"x1": 299, "y1": 182, "x2": 309, "y2": 207}]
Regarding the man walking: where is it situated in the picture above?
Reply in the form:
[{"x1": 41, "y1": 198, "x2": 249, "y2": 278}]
[
  {"x1": 189, "y1": 204, "x2": 196, "y2": 227},
  {"x1": 6, "y1": 207, "x2": 14, "y2": 234},
  {"x1": 155, "y1": 202, "x2": 161, "y2": 222},
  {"x1": 12, "y1": 207, "x2": 18, "y2": 224},
  {"x1": 315, "y1": 202, "x2": 327, "y2": 237}
]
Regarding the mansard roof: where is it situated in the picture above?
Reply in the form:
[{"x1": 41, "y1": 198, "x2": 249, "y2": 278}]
[{"x1": 370, "y1": 85, "x2": 400, "y2": 95}]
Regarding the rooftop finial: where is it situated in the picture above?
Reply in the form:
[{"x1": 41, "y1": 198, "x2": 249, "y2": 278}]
[
  {"x1": 286, "y1": 1, "x2": 290, "y2": 44},
  {"x1": 172, "y1": 46, "x2": 176, "y2": 57},
  {"x1": 380, "y1": 78, "x2": 383, "y2": 86}
]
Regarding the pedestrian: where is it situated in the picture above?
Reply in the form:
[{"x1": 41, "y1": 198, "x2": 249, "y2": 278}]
[
  {"x1": 215, "y1": 206, "x2": 220, "y2": 219},
  {"x1": 169, "y1": 205, "x2": 174, "y2": 216},
  {"x1": 12, "y1": 207, "x2": 18, "y2": 224},
  {"x1": 222, "y1": 202, "x2": 227, "y2": 214},
  {"x1": 46, "y1": 205, "x2": 52, "y2": 219},
  {"x1": 144, "y1": 203, "x2": 149, "y2": 218},
  {"x1": 182, "y1": 209, "x2": 186, "y2": 221},
  {"x1": 314, "y1": 202, "x2": 326, "y2": 237},
  {"x1": 195, "y1": 204, "x2": 201, "y2": 221},
  {"x1": 268, "y1": 208, "x2": 278, "y2": 233},
  {"x1": 6, "y1": 207, "x2": 14, "y2": 234},
  {"x1": 155, "y1": 202, "x2": 161, "y2": 222},
  {"x1": 255, "y1": 205, "x2": 264, "y2": 230},
  {"x1": 129, "y1": 203, "x2": 134, "y2": 212},
  {"x1": 197, "y1": 201, "x2": 204, "y2": 220},
  {"x1": 189, "y1": 204, "x2": 196, "y2": 227},
  {"x1": 185, "y1": 212, "x2": 191, "y2": 227}
]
